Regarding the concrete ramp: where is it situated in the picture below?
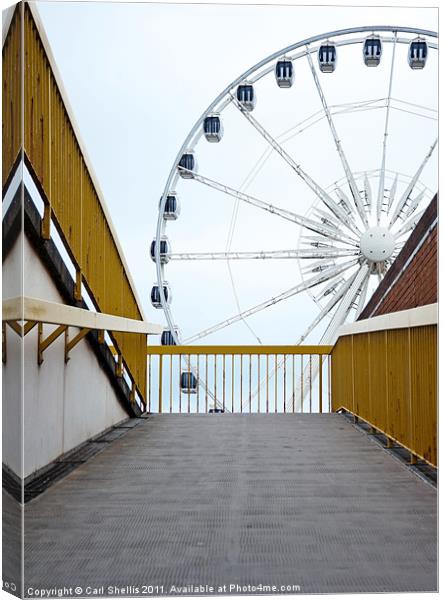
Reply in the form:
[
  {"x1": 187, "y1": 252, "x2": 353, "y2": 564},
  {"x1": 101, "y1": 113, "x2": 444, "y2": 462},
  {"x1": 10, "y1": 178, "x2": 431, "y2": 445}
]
[{"x1": 23, "y1": 414, "x2": 436, "y2": 594}]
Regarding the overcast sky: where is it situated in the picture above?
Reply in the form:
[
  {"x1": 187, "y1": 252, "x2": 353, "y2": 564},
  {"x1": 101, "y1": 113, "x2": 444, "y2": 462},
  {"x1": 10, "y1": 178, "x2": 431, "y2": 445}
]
[{"x1": 32, "y1": 0, "x2": 438, "y2": 345}]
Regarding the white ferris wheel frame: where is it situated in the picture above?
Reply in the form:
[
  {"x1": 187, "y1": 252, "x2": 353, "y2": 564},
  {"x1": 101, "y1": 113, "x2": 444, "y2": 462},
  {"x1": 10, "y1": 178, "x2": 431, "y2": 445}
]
[{"x1": 154, "y1": 25, "x2": 438, "y2": 348}]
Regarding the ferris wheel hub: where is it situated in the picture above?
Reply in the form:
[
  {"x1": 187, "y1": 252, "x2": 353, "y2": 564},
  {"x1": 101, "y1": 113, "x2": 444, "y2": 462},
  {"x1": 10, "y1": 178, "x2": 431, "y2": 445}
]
[{"x1": 360, "y1": 226, "x2": 395, "y2": 264}]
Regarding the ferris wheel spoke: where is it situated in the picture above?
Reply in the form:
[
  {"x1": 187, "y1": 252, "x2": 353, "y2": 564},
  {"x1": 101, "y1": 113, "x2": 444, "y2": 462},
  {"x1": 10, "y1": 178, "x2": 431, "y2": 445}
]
[
  {"x1": 169, "y1": 248, "x2": 359, "y2": 261},
  {"x1": 386, "y1": 175, "x2": 398, "y2": 214},
  {"x1": 184, "y1": 258, "x2": 359, "y2": 344},
  {"x1": 241, "y1": 101, "x2": 385, "y2": 193},
  {"x1": 334, "y1": 186, "x2": 355, "y2": 217},
  {"x1": 185, "y1": 360, "x2": 225, "y2": 412},
  {"x1": 363, "y1": 175, "x2": 372, "y2": 213},
  {"x1": 241, "y1": 268, "x2": 359, "y2": 410},
  {"x1": 296, "y1": 270, "x2": 360, "y2": 344},
  {"x1": 230, "y1": 95, "x2": 362, "y2": 237},
  {"x1": 389, "y1": 138, "x2": 437, "y2": 227},
  {"x1": 180, "y1": 168, "x2": 359, "y2": 246},
  {"x1": 301, "y1": 235, "x2": 335, "y2": 247},
  {"x1": 286, "y1": 264, "x2": 369, "y2": 411},
  {"x1": 305, "y1": 48, "x2": 368, "y2": 228},
  {"x1": 377, "y1": 33, "x2": 397, "y2": 224},
  {"x1": 354, "y1": 270, "x2": 371, "y2": 317},
  {"x1": 403, "y1": 189, "x2": 425, "y2": 219},
  {"x1": 394, "y1": 208, "x2": 426, "y2": 238},
  {"x1": 312, "y1": 206, "x2": 346, "y2": 231},
  {"x1": 320, "y1": 263, "x2": 369, "y2": 342}
]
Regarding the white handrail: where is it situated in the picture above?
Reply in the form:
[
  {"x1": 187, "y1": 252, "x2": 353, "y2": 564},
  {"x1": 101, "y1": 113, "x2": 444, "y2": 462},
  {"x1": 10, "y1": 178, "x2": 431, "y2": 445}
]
[{"x1": 3, "y1": 296, "x2": 162, "y2": 335}]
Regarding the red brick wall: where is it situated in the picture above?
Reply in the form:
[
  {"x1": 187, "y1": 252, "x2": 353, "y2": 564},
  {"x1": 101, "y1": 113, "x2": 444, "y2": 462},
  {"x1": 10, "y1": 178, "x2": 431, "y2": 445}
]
[
  {"x1": 359, "y1": 195, "x2": 437, "y2": 319},
  {"x1": 374, "y1": 225, "x2": 437, "y2": 315}
]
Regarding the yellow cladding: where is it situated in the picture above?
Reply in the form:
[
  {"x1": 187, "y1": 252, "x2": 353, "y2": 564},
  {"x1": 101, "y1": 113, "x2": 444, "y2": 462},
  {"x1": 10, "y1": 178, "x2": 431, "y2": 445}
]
[
  {"x1": 2, "y1": 6, "x2": 147, "y2": 402},
  {"x1": 386, "y1": 328, "x2": 410, "y2": 449},
  {"x1": 2, "y1": 5, "x2": 21, "y2": 186},
  {"x1": 409, "y1": 325, "x2": 437, "y2": 466},
  {"x1": 352, "y1": 333, "x2": 370, "y2": 422},
  {"x1": 50, "y1": 83, "x2": 83, "y2": 259},
  {"x1": 331, "y1": 325, "x2": 437, "y2": 467}
]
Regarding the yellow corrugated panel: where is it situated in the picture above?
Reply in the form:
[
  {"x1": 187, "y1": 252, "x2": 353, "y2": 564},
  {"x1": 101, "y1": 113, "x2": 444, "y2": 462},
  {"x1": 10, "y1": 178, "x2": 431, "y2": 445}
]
[
  {"x1": 331, "y1": 336, "x2": 353, "y2": 412},
  {"x1": 352, "y1": 333, "x2": 370, "y2": 422},
  {"x1": 410, "y1": 325, "x2": 437, "y2": 466},
  {"x1": 368, "y1": 330, "x2": 387, "y2": 433},
  {"x1": 18, "y1": 5, "x2": 147, "y2": 403},
  {"x1": 102, "y1": 228, "x2": 123, "y2": 316},
  {"x1": 50, "y1": 85, "x2": 83, "y2": 260},
  {"x1": 116, "y1": 276, "x2": 146, "y2": 399},
  {"x1": 81, "y1": 171, "x2": 105, "y2": 306},
  {"x1": 24, "y1": 7, "x2": 51, "y2": 190},
  {"x1": 386, "y1": 328, "x2": 411, "y2": 449},
  {"x1": 138, "y1": 333, "x2": 147, "y2": 398},
  {"x1": 2, "y1": 6, "x2": 21, "y2": 186},
  {"x1": 332, "y1": 325, "x2": 436, "y2": 467}
]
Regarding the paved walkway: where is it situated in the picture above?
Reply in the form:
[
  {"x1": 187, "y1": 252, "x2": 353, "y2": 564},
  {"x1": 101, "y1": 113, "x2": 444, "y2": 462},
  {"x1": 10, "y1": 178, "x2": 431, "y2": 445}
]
[{"x1": 22, "y1": 414, "x2": 436, "y2": 595}]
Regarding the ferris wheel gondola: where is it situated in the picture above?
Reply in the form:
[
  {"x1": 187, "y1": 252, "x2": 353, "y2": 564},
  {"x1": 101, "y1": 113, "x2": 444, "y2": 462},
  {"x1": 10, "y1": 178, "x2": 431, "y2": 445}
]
[
  {"x1": 150, "y1": 282, "x2": 171, "y2": 308},
  {"x1": 363, "y1": 35, "x2": 382, "y2": 66},
  {"x1": 408, "y1": 37, "x2": 428, "y2": 69},
  {"x1": 236, "y1": 82, "x2": 256, "y2": 111},
  {"x1": 203, "y1": 114, "x2": 224, "y2": 142},
  {"x1": 161, "y1": 327, "x2": 181, "y2": 346},
  {"x1": 160, "y1": 192, "x2": 180, "y2": 220},
  {"x1": 178, "y1": 151, "x2": 197, "y2": 178},
  {"x1": 180, "y1": 372, "x2": 198, "y2": 394},
  {"x1": 275, "y1": 58, "x2": 294, "y2": 88},
  {"x1": 150, "y1": 236, "x2": 171, "y2": 264},
  {"x1": 318, "y1": 42, "x2": 337, "y2": 72}
]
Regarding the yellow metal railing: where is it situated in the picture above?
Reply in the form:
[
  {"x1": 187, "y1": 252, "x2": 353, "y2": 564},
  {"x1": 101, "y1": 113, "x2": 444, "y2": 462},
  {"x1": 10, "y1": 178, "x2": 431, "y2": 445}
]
[
  {"x1": 2, "y1": 4, "x2": 21, "y2": 187},
  {"x1": 146, "y1": 345, "x2": 333, "y2": 414},
  {"x1": 2, "y1": 6, "x2": 147, "y2": 401},
  {"x1": 331, "y1": 325, "x2": 437, "y2": 467}
]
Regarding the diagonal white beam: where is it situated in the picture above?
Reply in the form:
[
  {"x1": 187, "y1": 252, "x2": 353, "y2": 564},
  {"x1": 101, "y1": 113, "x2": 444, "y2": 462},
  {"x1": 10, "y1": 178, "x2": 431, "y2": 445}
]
[
  {"x1": 404, "y1": 189, "x2": 425, "y2": 219},
  {"x1": 320, "y1": 263, "x2": 370, "y2": 343},
  {"x1": 180, "y1": 168, "x2": 359, "y2": 246},
  {"x1": 334, "y1": 187, "x2": 355, "y2": 216},
  {"x1": 301, "y1": 258, "x2": 336, "y2": 273},
  {"x1": 301, "y1": 235, "x2": 334, "y2": 247},
  {"x1": 241, "y1": 269, "x2": 358, "y2": 411},
  {"x1": 313, "y1": 206, "x2": 343, "y2": 229},
  {"x1": 391, "y1": 97, "x2": 438, "y2": 115},
  {"x1": 295, "y1": 270, "x2": 359, "y2": 345},
  {"x1": 394, "y1": 208, "x2": 426, "y2": 238},
  {"x1": 287, "y1": 264, "x2": 369, "y2": 412},
  {"x1": 389, "y1": 138, "x2": 437, "y2": 227},
  {"x1": 229, "y1": 95, "x2": 362, "y2": 237},
  {"x1": 305, "y1": 49, "x2": 369, "y2": 227},
  {"x1": 354, "y1": 270, "x2": 371, "y2": 317},
  {"x1": 183, "y1": 357, "x2": 224, "y2": 412},
  {"x1": 184, "y1": 258, "x2": 359, "y2": 344},
  {"x1": 391, "y1": 105, "x2": 438, "y2": 122}
]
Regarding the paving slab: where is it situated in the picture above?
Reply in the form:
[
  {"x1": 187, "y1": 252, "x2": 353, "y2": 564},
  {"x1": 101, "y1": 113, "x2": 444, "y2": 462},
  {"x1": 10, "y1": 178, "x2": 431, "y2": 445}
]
[{"x1": 20, "y1": 414, "x2": 436, "y2": 595}]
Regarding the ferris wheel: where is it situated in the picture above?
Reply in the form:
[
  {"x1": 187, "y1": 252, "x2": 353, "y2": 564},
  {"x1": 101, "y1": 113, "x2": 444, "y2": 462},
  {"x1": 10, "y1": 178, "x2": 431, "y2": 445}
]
[{"x1": 152, "y1": 25, "x2": 438, "y2": 360}]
